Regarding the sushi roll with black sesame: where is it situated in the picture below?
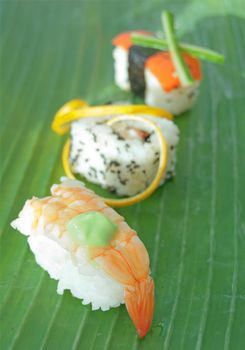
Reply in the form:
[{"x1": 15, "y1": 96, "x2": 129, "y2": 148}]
[
  {"x1": 69, "y1": 114, "x2": 179, "y2": 197},
  {"x1": 112, "y1": 31, "x2": 202, "y2": 115}
]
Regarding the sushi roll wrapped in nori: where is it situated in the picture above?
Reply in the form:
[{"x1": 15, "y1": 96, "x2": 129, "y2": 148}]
[
  {"x1": 70, "y1": 114, "x2": 179, "y2": 196},
  {"x1": 112, "y1": 32, "x2": 202, "y2": 115},
  {"x1": 11, "y1": 177, "x2": 154, "y2": 337}
]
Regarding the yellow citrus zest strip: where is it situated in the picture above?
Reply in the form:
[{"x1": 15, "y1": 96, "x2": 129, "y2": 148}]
[
  {"x1": 52, "y1": 99, "x2": 173, "y2": 135},
  {"x1": 62, "y1": 139, "x2": 75, "y2": 180},
  {"x1": 62, "y1": 115, "x2": 168, "y2": 207}
]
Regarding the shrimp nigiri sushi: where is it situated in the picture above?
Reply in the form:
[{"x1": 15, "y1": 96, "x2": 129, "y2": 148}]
[
  {"x1": 112, "y1": 31, "x2": 202, "y2": 115},
  {"x1": 11, "y1": 177, "x2": 154, "y2": 338}
]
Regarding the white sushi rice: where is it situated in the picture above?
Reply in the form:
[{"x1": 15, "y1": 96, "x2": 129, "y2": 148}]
[
  {"x1": 11, "y1": 191, "x2": 124, "y2": 311},
  {"x1": 28, "y1": 235, "x2": 124, "y2": 310},
  {"x1": 113, "y1": 47, "x2": 200, "y2": 115},
  {"x1": 113, "y1": 47, "x2": 130, "y2": 91},
  {"x1": 145, "y1": 69, "x2": 200, "y2": 115},
  {"x1": 70, "y1": 115, "x2": 179, "y2": 196}
]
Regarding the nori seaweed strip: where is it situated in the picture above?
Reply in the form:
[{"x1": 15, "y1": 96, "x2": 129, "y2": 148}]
[{"x1": 128, "y1": 45, "x2": 160, "y2": 95}]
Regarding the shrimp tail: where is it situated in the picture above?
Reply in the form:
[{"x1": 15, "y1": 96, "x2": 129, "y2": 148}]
[{"x1": 125, "y1": 276, "x2": 154, "y2": 338}]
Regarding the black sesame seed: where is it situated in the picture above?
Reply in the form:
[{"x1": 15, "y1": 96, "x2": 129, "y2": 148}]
[
  {"x1": 100, "y1": 154, "x2": 107, "y2": 165},
  {"x1": 89, "y1": 167, "x2": 98, "y2": 178},
  {"x1": 188, "y1": 92, "x2": 195, "y2": 99},
  {"x1": 108, "y1": 186, "x2": 116, "y2": 193},
  {"x1": 91, "y1": 133, "x2": 97, "y2": 142},
  {"x1": 109, "y1": 160, "x2": 120, "y2": 167},
  {"x1": 70, "y1": 154, "x2": 79, "y2": 165},
  {"x1": 144, "y1": 134, "x2": 151, "y2": 142},
  {"x1": 113, "y1": 131, "x2": 124, "y2": 141}
]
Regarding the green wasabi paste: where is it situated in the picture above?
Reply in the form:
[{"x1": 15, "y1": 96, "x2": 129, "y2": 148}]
[{"x1": 67, "y1": 211, "x2": 118, "y2": 247}]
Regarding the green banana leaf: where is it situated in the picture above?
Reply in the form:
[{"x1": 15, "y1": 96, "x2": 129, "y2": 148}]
[{"x1": 1, "y1": 0, "x2": 245, "y2": 349}]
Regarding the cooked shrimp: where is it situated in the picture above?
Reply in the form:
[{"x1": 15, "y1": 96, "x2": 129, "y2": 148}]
[{"x1": 11, "y1": 178, "x2": 154, "y2": 338}]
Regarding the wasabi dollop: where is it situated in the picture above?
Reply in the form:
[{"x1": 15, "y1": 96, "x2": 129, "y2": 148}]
[{"x1": 67, "y1": 211, "x2": 118, "y2": 247}]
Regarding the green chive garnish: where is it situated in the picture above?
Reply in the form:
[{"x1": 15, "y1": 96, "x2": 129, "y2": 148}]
[
  {"x1": 131, "y1": 34, "x2": 224, "y2": 64},
  {"x1": 162, "y1": 11, "x2": 194, "y2": 86}
]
